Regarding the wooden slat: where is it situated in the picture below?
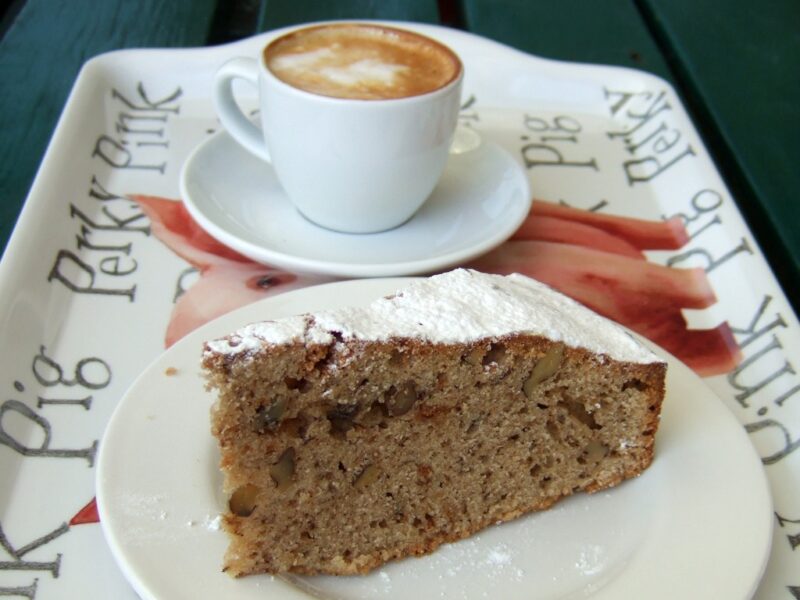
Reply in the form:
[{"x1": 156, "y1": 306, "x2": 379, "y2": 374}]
[
  {"x1": 256, "y1": 0, "x2": 441, "y2": 31},
  {"x1": 460, "y1": 0, "x2": 672, "y2": 79},
  {"x1": 638, "y1": 0, "x2": 800, "y2": 303},
  {"x1": 0, "y1": 0, "x2": 218, "y2": 256}
]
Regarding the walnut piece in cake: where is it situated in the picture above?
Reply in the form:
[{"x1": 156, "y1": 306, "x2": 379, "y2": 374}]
[{"x1": 202, "y1": 269, "x2": 666, "y2": 576}]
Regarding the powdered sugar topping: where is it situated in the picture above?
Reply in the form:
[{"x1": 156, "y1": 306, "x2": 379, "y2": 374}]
[{"x1": 205, "y1": 269, "x2": 660, "y2": 364}]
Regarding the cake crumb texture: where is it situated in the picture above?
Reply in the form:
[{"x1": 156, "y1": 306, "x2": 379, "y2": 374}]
[{"x1": 203, "y1": 269, "x2": 666, "y2": 576}]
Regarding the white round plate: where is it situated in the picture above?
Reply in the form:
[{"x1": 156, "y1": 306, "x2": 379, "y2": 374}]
[
  {"x1": 96, "y1": 279, "x2": 772, "y2": 600},
  {"x1": 179, "y1": 131, "x2": 531, "y2": 277}
]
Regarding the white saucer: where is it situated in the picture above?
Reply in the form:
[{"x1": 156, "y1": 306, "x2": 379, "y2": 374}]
[
  {"x1": 179, "y1": 131, "x2": 531, "y2": 277},
  {"x1": 96, "y1": 279, "x2": 773, "y2": 600}
]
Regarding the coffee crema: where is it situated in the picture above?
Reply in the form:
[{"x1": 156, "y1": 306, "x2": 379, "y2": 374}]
[{"x1": 264, "y1": 24, "x2": 461, "y2": 100}]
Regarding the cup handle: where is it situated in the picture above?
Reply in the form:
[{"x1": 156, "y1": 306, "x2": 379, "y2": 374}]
[{"x1": 213, "y1": 57, "x2": 271, "y2": 162}]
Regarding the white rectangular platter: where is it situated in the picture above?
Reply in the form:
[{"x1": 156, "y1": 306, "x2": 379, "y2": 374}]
[{"x1": 0, "y1": 23, "x2": 797, "y2": 599}]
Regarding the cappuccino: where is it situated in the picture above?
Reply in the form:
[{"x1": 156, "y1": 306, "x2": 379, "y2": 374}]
[{"x1": 264, "y1": 24, "x2": 461, "y2": 100}]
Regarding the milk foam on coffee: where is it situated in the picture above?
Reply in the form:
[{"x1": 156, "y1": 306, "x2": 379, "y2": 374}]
[{"x1": 264, "y1": 24, "x2": 461, "y2": 100}]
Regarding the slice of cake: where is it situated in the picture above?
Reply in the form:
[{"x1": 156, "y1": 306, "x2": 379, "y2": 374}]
[{"x1": 202, "y1": 269, "x2": 666, "y2": 576}]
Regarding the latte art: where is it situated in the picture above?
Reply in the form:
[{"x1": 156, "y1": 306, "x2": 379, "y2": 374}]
[
  {"x1": 264, "y1": 24, "x2": 461, "y2": 100},
  {"x1": 317, "y1": 57, "x2": 408, "y2": 87}
]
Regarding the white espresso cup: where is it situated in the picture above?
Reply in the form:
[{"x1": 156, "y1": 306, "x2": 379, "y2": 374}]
[{"x1": 214, "y1": 23, "x2": 464, "y2": 234}]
